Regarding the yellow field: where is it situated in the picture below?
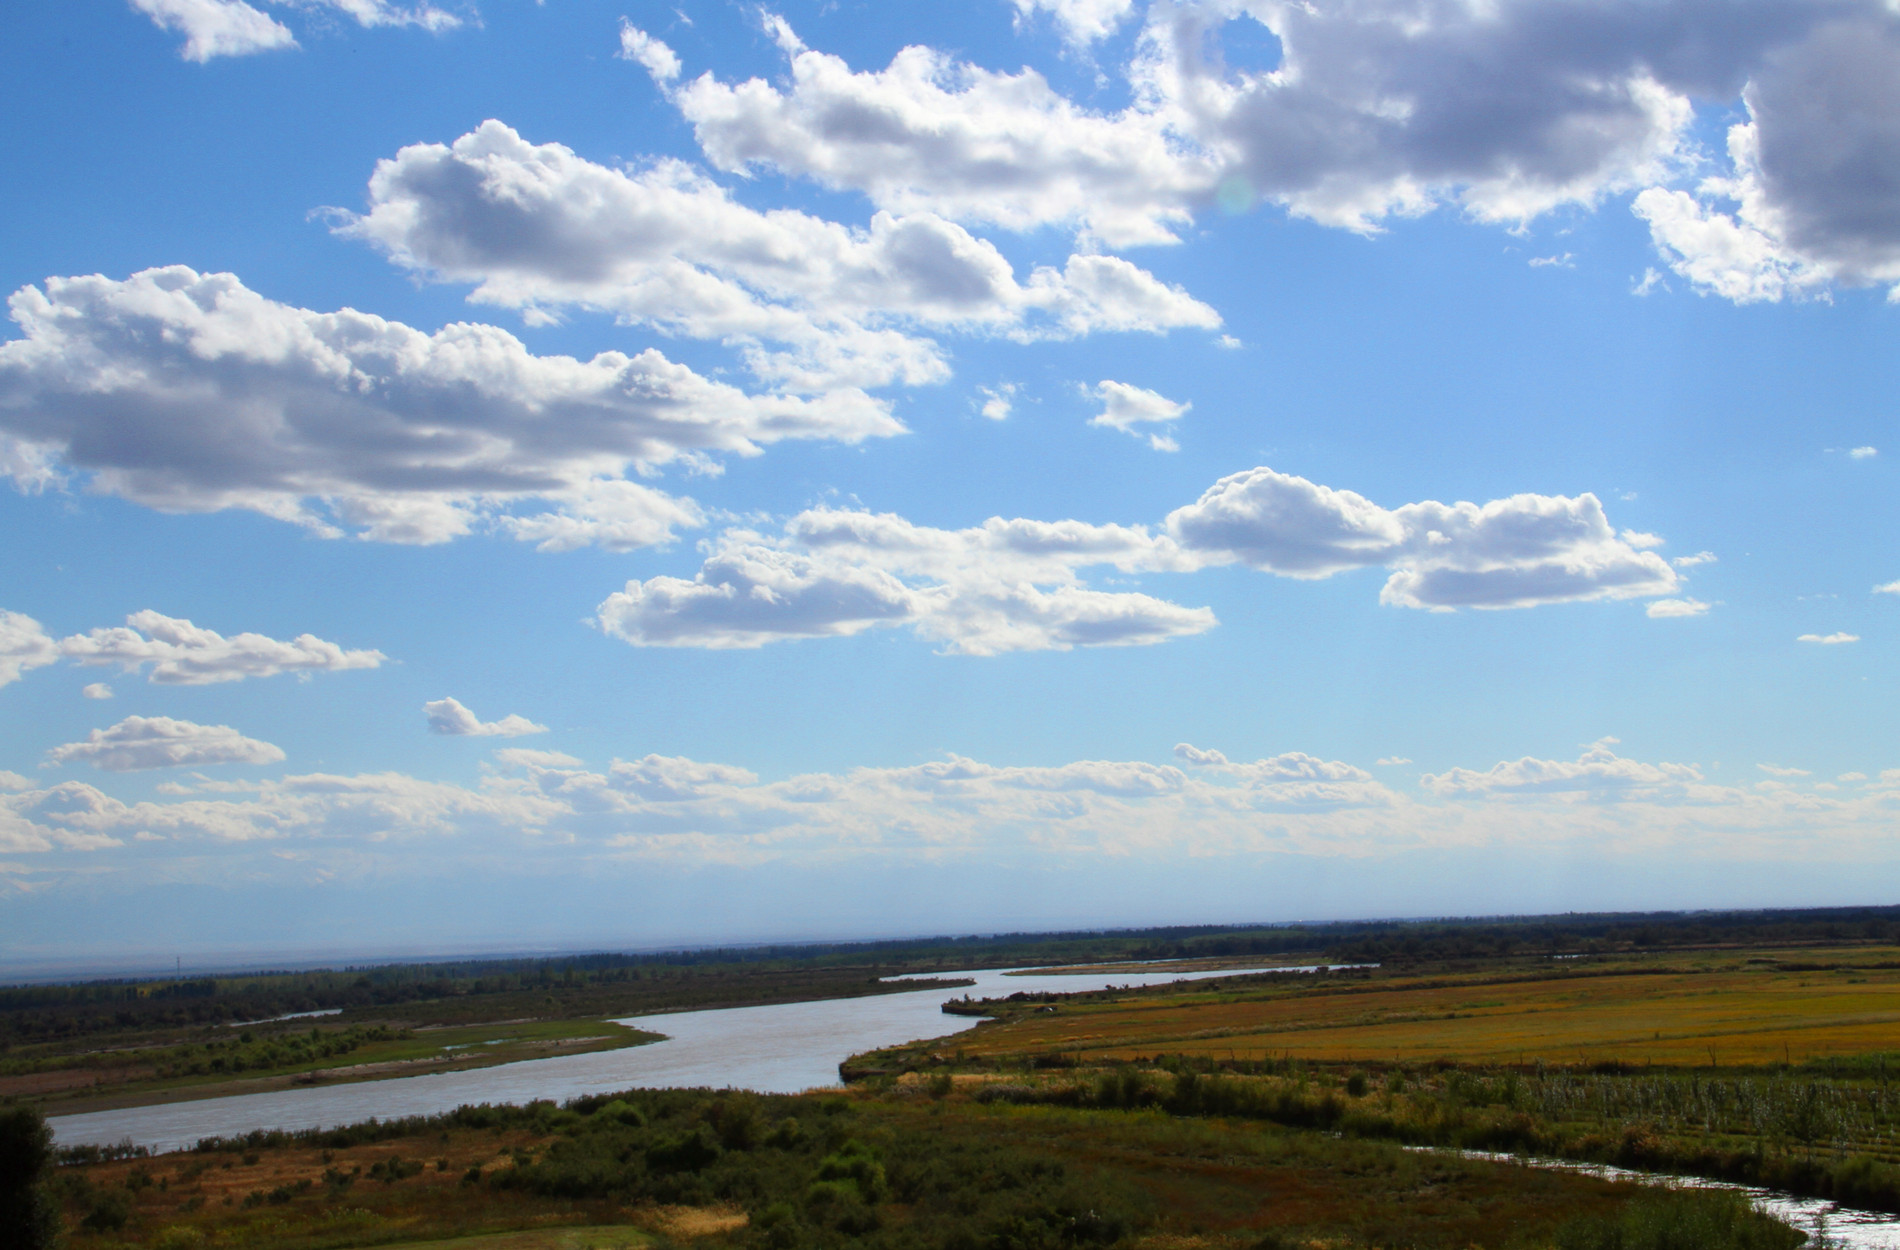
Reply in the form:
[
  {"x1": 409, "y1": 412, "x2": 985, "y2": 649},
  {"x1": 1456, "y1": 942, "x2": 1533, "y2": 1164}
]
[{"x1": 956, "y1": 949, "x2": 1900, "y2": 1067}]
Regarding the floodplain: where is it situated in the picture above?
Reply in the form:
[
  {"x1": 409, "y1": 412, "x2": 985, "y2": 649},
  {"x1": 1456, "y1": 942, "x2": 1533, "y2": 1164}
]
[{"x1": 947, "y1": 947, "x2": 1900, "y2": 1068}]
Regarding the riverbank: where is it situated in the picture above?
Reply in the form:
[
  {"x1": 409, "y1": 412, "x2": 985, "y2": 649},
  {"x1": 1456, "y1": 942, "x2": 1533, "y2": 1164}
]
[{"x1": 26, "y1": 1019, "x2": 665, "y2": 1117}]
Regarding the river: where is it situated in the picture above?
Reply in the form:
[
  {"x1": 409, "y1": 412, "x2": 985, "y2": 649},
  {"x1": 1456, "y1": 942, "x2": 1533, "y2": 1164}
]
[{"x1": 47, "y1": 961, "x2": 1315, "y2": 1153}]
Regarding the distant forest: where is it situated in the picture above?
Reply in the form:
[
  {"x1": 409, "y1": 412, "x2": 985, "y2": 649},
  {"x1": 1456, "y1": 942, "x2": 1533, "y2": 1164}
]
[{"x1": 7, "y1": 904, "x2": 1899, "y2": 1046}]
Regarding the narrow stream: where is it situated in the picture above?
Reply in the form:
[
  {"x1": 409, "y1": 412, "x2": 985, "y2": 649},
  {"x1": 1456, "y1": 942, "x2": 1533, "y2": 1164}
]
[{"x1": 1445, "y1": 1150, "x2": 1900, "y2": 1249}]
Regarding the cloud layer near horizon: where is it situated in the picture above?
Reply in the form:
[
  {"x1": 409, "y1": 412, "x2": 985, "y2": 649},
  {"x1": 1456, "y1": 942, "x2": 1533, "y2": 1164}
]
[{"x1": 3, "y1": 740, "x2": 1892, "y2": 893}]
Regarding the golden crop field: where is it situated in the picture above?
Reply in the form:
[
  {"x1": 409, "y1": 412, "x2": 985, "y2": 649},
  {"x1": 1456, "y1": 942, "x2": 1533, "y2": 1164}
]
[{"x1": 956, "y1": 949, "x2": 1900, "y2": 1067}]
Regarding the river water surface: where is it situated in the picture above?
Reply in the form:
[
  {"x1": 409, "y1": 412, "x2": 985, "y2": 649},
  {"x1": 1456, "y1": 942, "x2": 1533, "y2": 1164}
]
[{"x1": 48, "y1": 962, "x2": 1305, "y2": 1153}]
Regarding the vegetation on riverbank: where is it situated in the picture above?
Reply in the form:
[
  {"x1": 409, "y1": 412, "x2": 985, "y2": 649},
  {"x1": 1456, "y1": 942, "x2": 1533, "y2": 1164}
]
[
  {"x1": 844, "y1": 942, "x2": 1900, "y2": 1215},
  {"x1": 24, "y1": 1087, "x2": 1799, "y2": 1250}
]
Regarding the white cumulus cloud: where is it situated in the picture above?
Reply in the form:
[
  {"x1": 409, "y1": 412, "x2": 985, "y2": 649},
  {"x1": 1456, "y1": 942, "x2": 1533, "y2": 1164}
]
[
  {"x1": 1798, "y1": 632, "x2": 1860, "y2": 644},
  {"x1": 424, "y1": 697, "x2": 548, "y2": 738},
  {"x1": 638, "y1": 6, "x2": 1900, "y2": 307},
  {"x1": 651, "y1": 5, "x2": 1705, "y2": 247},
  {"x1": 1165, "y1": 467, "x2": 1677, "y2": 610},
  {"x1": 45, "y1": 716, "x2": 286, "y2": 772},
  {"x1": 81, "y1": 684, "x2": 113, "y2": 700},
  {"x1": 0, "y1": 611, "x2": 59, "y2": 690},
  {"x1": 58, "y1": 611, "x2": 384, "y2": 685},
  {"x1": 596, "y1": 464, "x2": 1675, "y2": 654},
  {"x1": 0, "y1": 266, "x2": 898, "y2": 547},
  {"x1": 1089, "y1": 380, "x2": 1189, "y2": 451},
  {"x1": 131, "y1": 0, "x2": 296, "y2": 61},
  {"x1": 336, "y1": 121, "x2": 1220, "y2": 393},
  {"x1": 1011, "y1": 0, "x2": 1138, "y2": 46}
]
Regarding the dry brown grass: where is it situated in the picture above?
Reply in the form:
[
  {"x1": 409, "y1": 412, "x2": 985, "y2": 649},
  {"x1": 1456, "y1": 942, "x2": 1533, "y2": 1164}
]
[{"x1": 646, "y1": 1205, "x2": 749, "y2": 1237}]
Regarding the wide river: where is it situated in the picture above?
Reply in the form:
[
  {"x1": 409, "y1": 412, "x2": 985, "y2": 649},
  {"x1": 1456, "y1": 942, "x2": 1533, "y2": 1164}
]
[{"x1": 48, "y1": 962, "x2": 1306, "y2": 1154}]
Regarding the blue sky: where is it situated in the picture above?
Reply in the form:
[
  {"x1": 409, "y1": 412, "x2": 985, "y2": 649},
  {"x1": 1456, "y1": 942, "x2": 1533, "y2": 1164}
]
[{"x1": 3, "y1": 0, "x2": 1898, "y2": 969}]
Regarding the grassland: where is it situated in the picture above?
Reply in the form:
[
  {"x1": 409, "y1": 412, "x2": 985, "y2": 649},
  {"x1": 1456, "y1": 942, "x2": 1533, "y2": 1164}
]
[
  {"x1": 939, "y1": 947, "x2": 1900, "y2": 1068},
  {"x1": 840, "y1": 944, "x2": 1900, "y2": 1214}
]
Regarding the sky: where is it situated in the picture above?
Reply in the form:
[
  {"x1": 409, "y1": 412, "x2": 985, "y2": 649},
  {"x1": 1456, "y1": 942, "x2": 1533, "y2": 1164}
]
[{"x1": 2, "y1": 0, "x2": 1899, "y2": 971}]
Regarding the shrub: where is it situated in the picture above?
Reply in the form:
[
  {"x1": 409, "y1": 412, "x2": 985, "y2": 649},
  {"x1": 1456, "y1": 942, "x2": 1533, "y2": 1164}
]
[
  {"x1": 80, "y1": 1189, "x2": 132, "y2": 1232},
  {"x1": 647, "y1": 1125, "x2": 723, "y2": 1174},
  {"x1": 0, "y1": 1104, "x2": 63, "y2": 1250}
]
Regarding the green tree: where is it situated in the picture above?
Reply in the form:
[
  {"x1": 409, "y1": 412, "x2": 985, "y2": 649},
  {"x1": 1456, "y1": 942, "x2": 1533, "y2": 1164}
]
[{"x1": 0, "y1": 1104, "x2": 63, "y2": 1249}]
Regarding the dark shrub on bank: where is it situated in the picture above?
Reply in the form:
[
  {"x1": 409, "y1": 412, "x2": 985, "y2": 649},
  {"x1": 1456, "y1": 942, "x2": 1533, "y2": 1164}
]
[{"x1": 0, "y1": 1104, "x2": 63, "y2": 1249}]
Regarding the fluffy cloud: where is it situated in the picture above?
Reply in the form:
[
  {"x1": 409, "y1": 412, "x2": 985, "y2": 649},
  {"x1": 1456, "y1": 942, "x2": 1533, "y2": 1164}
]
[
  {"x1": 1647, "y1": 598, "x2": 1710, "y2": 618},
  {"x1": 81, "y1": 684, "x2": 113, "y2": 700},
  {"x1": 131, "y1": 0, "x2": 295, "y2": 61},
  {"x1": 338, "y1": 120, "x2": 1219, "y2": 392},
  {"x1": 59, "y1": 611, "x2": 384, "y2": 685},
  {"x1": 0, "y1": 266, "x2": 898, "y2": 546},
  {"x1": 132, "y1": 0, "x2": 458, "y2": 62},
  {"x1": 1012, "y1": 0, "x2": 1139, "y2": 46},
  {"x1": 0, "y1": 611, "x2": 58, "y2": 689},
  {"x1": 645, "y1": 6, "x2": 1900, "y2": 304},
  {"x1": 1420, "y1": 738, "x2": 1703, "y2": 800},
  {"x1": 648, "y1": 4, "x2": 1705, "y2": 246},
  {"x1": 1165, "y1": 467, "x2": 1677, "y2": 609},
  {"x1": 595, "y1": 537, "x2": 1214, "y2": 655},
  {"x1": 596, "y1": 465, "x2": 1674, "y2": 654},
  {"x1": 653, "y1": 20, "x2": 1211, "y2": 248},
  {"x1": 1631, "y1": 13, "x2": 1900, "y2": 301},
  {"x1": 45, "y1": 716, "x2": 286, "y2": 772},
  {"x1": 1090, "y1": 380, "x2": 1188, "y2": 451},
  {"x1": 1798, "y1": 632, "x2": 1859, "y2": 644},
  {"x1": 423, "y1": 698, "x2": 548, "y2": 738}
]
